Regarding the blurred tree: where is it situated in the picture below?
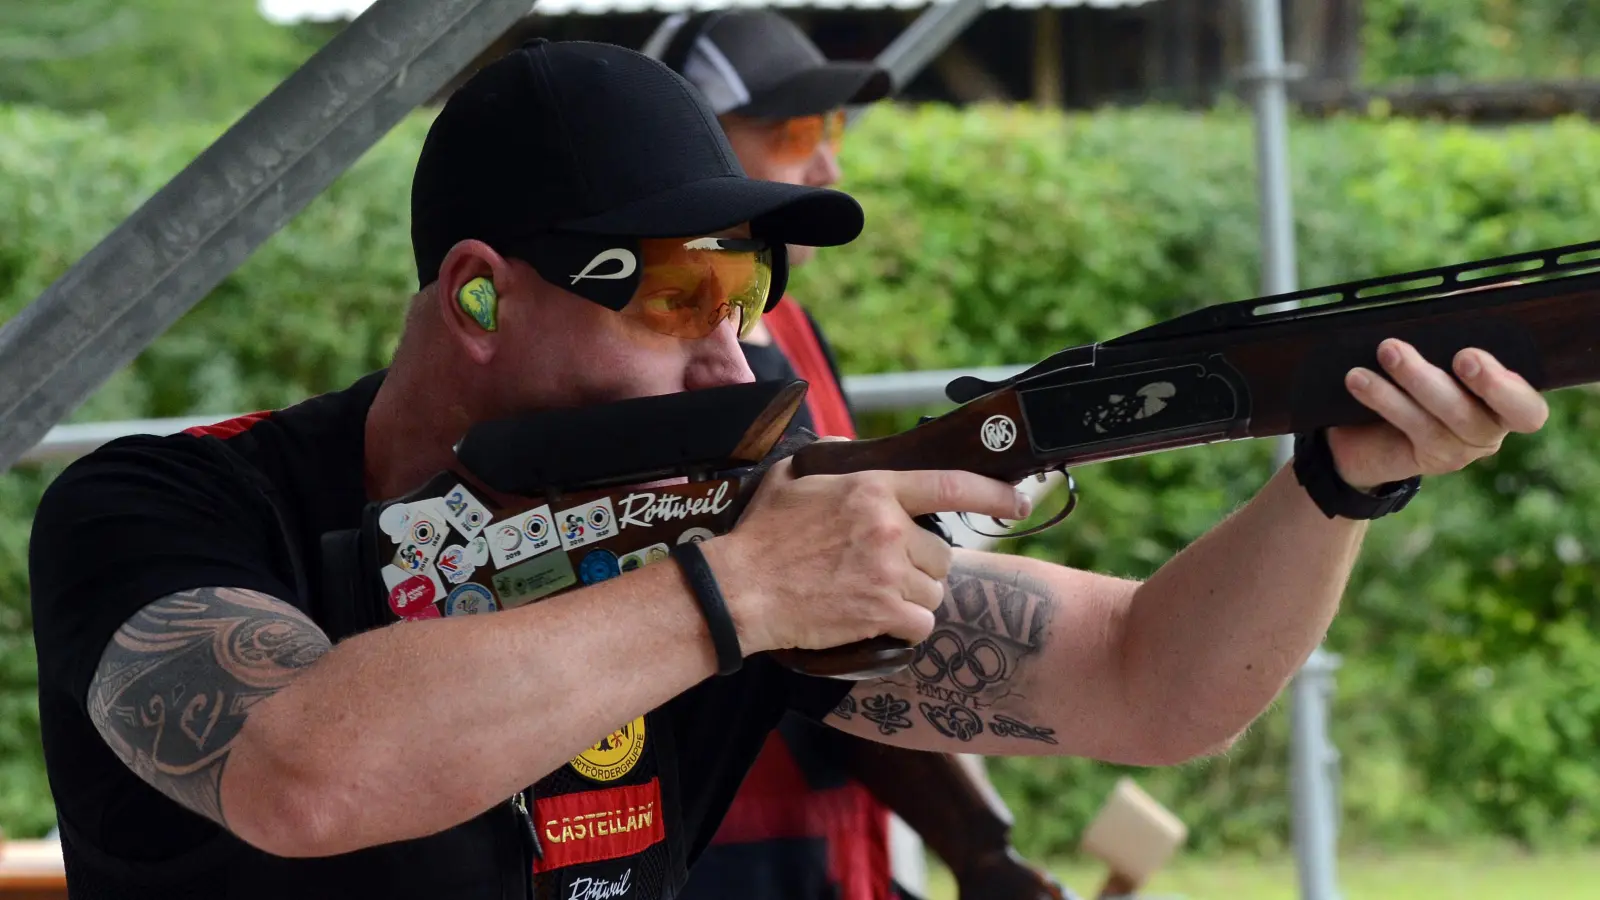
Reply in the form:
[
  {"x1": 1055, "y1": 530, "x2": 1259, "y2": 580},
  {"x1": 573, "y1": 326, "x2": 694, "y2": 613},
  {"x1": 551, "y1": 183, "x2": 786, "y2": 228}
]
[
  {"x1": 0, "y1": 0, "x2": 335, "y2": 126},
  {"x1": 1365, "y1": 0, "x2": 1600, "y2": 82}
]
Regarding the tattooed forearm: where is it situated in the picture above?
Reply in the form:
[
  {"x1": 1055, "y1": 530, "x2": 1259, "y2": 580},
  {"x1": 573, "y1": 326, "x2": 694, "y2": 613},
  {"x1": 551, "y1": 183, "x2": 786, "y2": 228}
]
[
  {"x1": 86, "y1": 588, "x2": 332, "y2": 827},
  {"x1": 919, "y1": 702, "x2": 983, "y2": 741},
  {"x1": 890, "y1": 561, "x2": 1055, "y2": 706},
  {"x1": 990, "y1": 714, "x2": 1058, "y2": 745},
  {"x1": 831, "y1": 558, "x2": 1063, "y2": 749},
  {"x1": 859, "y1": 694, "x2": 913, "y2": 735}
]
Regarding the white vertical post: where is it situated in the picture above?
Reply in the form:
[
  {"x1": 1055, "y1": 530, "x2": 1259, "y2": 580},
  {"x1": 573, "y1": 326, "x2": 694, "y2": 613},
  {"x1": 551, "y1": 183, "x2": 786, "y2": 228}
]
[{"x1": 1242, "y1": 1, "x2": 1343, "y2": 899}]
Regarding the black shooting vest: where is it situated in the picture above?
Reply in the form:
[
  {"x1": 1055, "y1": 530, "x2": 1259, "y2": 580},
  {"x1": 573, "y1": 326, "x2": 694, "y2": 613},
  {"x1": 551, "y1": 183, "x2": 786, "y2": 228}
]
[{"x1": 55, "y1": 437, "x2": 692, "y2": 900}]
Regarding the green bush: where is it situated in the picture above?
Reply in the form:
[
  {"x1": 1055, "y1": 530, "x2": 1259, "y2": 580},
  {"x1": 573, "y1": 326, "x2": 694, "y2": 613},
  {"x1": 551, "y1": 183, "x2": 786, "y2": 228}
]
[
  {"x1": 4, "y1": 99, "x2": 1600, "y2": 858},
  {"x1": 797, "y1": 101, "x2": 1600, "y2": 857}
]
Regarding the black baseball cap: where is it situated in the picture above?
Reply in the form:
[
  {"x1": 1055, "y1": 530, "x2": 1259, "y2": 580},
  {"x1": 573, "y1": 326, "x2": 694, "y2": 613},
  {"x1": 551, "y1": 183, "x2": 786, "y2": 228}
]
[
  {"x1": 644, "y1": 10, "x2": 892, "y2": 119},
  {"x1": 409, "y1": 38, "x2": 865, "y2": 287}
]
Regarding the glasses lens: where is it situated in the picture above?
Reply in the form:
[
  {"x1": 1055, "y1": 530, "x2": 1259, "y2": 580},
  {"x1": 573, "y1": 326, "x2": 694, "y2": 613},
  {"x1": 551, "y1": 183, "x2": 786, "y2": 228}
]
[
  {"x1": 622, "y1": 237, "x2": 772, "y2": 340},
  {"x1": 770, "y1": 110, "x2": 846, "y2": 164}
]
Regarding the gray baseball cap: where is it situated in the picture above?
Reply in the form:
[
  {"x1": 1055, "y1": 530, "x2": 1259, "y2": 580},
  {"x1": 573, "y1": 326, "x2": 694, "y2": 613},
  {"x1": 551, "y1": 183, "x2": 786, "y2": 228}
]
[{"x1": 644, "y1": 9, "x2": 892, "y2": 119}]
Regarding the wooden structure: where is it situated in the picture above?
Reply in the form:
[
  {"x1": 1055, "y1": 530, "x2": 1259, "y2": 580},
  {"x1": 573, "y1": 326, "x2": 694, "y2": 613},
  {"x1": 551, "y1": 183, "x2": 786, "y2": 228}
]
[{"x1": 406, "y1": 0, "x2": 1368, "y2": 112}]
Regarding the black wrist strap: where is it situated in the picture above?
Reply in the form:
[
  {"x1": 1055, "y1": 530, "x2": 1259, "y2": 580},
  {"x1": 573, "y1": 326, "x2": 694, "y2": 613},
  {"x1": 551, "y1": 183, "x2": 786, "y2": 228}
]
[
  {"x1": 671, "y1": 541, "x2": 743, "y2": 676},
  {"x1": 1292, "y1": 428, "x2": 1422, "y2": 520}
]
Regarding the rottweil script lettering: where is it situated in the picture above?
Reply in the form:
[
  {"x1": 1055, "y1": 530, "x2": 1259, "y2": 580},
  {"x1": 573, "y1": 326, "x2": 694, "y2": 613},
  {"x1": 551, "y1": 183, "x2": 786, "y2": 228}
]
[
  {"x1": 568, "y1": 870, "x2": 632, "y2": 900},
  {"x1": 617, "y1": 482, "x2": 732, "y2": 529},
  {"x1": 544, "y1": 802, "x2": 657, "y2": 844}
]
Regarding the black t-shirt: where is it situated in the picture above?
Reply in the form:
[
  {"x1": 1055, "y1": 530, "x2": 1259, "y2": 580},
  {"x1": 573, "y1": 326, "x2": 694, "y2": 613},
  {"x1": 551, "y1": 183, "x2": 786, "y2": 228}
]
[{"x1": 28, "y1": 369, "x2": 852, "y2": 899}]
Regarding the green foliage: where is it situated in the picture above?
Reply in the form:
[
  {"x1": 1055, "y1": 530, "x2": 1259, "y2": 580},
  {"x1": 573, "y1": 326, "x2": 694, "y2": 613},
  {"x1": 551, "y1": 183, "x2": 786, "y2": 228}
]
[
  {"x1": 1363, "y1": 0, "x2": 1600, "y2": 83},
  {"x1": 790, "y1": 101, "x2": 1600, "y2": 856},
  {"x1": 0, "y1": 0, "x2": 330, "y2": 127},
  {"x1": 5, "y1": 100, "x2": 1600, "y2": 860}
]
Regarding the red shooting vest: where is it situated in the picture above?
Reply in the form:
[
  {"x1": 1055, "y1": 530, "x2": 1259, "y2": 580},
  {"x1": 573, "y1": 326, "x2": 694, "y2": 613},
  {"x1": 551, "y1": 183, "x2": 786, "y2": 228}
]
[{"x1": 706, "y1": 296, "x2": 893, "y2": 900}]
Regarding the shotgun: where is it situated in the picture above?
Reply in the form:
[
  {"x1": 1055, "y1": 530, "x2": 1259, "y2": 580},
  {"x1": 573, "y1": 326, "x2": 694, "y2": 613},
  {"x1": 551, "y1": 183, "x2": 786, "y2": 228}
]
[{"x1": 323, "y1": 237, "x2": 1600, "y2": 680}]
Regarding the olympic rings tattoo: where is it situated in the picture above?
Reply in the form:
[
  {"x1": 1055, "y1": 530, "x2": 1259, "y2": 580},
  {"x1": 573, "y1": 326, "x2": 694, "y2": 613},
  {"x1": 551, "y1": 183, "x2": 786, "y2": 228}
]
[{"x1": 911, "y1": 630, "x2": 1010, "y2": 693}]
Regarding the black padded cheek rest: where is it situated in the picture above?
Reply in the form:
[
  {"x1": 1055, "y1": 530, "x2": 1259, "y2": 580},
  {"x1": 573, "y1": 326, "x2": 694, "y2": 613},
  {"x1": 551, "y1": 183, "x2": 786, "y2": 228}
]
[{"x1": 1288, "y1": 315, "x2": 1544, "y2": 432}]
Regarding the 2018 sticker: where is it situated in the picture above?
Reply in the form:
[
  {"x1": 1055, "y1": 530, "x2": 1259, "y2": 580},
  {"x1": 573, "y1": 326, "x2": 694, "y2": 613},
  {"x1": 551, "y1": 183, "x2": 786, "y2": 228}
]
[
  {"x1": 489, "y1": 504, "x2": 558, "y2": 569},
  {"x1": 556, "y1": 498, "x2": 619, "y2": 552},
  {"x1": 393, "y1": 499, "x2": 448, "y2": 572}
]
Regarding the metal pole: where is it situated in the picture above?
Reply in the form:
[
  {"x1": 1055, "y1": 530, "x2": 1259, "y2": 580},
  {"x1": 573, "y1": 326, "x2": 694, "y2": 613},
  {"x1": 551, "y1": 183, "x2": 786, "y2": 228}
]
[
  {"x1": 0, "y1": 0, "x2": 535, "y2": 472},
  {"x1": 1242, "y1": 2, "x2": 1341, "y2": 899},
  {"x1": 866, "y1": 0, "x2": 989, "y2": 99}
]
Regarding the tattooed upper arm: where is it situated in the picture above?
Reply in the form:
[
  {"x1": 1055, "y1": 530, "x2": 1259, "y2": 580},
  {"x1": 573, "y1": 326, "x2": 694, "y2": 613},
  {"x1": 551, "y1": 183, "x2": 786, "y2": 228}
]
[
  {"x1": 86, "y1": 587, "x2": 332, "y2": 829},
  {"x1": 826, "y1": 554, "x2": 1066, "y2": 752}
]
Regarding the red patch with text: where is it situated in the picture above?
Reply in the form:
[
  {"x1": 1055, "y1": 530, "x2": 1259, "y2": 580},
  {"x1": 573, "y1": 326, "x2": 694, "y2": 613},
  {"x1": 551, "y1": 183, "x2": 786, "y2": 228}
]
[
  {"x1": 532, "y1": 778, "x2": 664, "y2": 872},
  {"x1": 388, "y1": 574, "x2": 436, "y2": 615}
]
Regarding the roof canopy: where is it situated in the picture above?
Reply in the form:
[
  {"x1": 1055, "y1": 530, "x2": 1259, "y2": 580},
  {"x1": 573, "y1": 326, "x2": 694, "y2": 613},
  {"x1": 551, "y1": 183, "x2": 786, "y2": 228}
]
[{"x1": 260, "y1": 0, "x2": 1155, "y2": 21}]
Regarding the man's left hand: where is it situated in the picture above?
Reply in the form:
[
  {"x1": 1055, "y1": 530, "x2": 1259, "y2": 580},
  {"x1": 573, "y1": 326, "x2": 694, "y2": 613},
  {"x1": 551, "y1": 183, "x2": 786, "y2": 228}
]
[{"x1": 1327, "y1": 339, "x2": 1549, "y2": 490}]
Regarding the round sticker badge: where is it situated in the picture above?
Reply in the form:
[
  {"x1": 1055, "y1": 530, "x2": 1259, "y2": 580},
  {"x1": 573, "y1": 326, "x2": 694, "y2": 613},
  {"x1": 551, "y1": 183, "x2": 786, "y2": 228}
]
[
  {"x1": 677, "y1": 527, "x2": 715, "y2": 545},
  {"x1": 579, "y1": 549, "x2": 621, "y2": 585},
  {"x1": 588, "y1": 504, "x2": 611, "y2": 531},
  {"x1": 445, "y1": 583, "x2": 498, "y2": 616},
  {"x1": 523, "y1": 512, "x2": 549, "y2": 543},
  {"x1": 619, "y1": 551, "x2": 645, "y2": 572},
  {"x1": 571, "y1": 716, "x2": 646, "y2": 782},
  {"x1": 388, "y1": 574, "x2": 437, "y2": 617}
]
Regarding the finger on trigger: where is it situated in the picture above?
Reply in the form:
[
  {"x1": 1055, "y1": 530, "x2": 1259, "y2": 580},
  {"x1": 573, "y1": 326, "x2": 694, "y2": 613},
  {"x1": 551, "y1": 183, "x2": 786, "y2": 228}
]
[{"x1": 894, "y1": 469, "x2": 1029, "y2": 521}]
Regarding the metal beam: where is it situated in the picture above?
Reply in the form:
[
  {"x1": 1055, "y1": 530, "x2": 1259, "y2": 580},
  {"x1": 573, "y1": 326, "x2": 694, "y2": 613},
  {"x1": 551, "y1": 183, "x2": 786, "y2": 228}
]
[
  {"x1": 0, "y1": 0, "x2": 535, "y2": 473},
  {"x1": 1242, "y1": 2, "x2": 1342, "y2": 899},
  {"x1": 868, "y1": 0, "x2": 990, "y2": 100}
]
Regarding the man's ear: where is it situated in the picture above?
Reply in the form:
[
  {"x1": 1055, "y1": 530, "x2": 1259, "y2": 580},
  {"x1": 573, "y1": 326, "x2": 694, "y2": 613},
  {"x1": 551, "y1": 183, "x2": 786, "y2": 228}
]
[{"x1": 437, "y1": 240, "x2": 512, "y2": 366}]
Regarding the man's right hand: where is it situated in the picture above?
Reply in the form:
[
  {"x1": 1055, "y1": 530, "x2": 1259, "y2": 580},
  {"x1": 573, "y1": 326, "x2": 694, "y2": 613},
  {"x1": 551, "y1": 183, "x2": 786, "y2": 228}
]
[{"x1": 702, "y1": 457, "x2": 1029, "y2": 655}]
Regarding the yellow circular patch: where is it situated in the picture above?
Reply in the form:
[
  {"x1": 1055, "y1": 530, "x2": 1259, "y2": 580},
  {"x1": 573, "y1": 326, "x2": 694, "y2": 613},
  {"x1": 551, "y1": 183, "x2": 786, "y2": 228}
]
[{"x1": 570, "y1": 716, "x2": 646, "y2": 782}]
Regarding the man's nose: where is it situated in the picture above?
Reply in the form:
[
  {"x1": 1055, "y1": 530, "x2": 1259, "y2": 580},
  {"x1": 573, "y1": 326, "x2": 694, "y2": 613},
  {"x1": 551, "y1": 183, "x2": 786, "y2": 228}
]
[
  {"x1": 683, "y1": 317, "x2": 754, "y2": 391},
  {"x1": 808, "y1": 146, "x2": 842, "y2": 188}
]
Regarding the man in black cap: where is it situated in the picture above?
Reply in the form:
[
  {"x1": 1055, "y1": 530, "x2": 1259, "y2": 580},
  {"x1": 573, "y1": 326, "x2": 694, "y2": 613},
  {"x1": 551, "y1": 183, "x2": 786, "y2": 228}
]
[
  {"x1": 28, "y1": 37, "x2": 1548, "y2": 900},
  {"x1": 645, "y1": 12, "x2": 1068, "y2": 900}
]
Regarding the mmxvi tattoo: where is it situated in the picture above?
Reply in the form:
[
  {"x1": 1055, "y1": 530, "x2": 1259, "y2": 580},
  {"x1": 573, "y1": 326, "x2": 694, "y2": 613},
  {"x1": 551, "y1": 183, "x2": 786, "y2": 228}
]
[
  {"x1": 895, "y1": 564, "x2": 1054, "y2": 711},
  {"x1": 86, "y1": 588, "x2": 331, "y2": 828}
]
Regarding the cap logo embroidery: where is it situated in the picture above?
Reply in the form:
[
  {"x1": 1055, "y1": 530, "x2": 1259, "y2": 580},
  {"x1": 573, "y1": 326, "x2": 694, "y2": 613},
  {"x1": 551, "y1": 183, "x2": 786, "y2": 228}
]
[{"x1": 571, "y1": 248, "x2": 638, "y2": 285}]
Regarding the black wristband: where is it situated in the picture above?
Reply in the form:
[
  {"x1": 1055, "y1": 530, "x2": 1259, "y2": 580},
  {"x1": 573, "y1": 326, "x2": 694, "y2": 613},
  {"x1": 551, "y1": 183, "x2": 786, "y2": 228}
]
[
  {"x1": 671, "y1": 541, "x2": 743, "y2": 676},
  {"x1": 1292, "y1": 428, "x2": 1421, "y2": 520}
]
